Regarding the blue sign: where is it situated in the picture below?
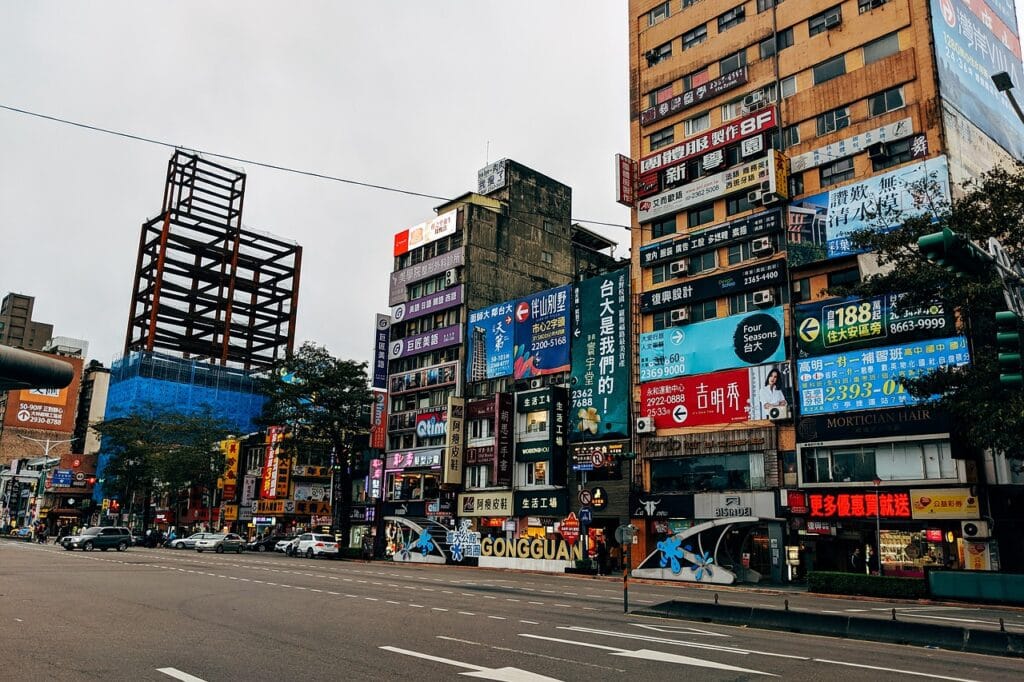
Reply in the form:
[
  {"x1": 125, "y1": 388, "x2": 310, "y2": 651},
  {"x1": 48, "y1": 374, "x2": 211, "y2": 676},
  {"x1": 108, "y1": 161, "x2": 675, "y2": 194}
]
[
  {"x1": 639, "y1": 307, "x2": 786, "y2": 382},
  {"x1": 51, "y1": 470, "x2": 73, "y2": 487},
  {"x1": 931, "y1": 0, "x2": 1024, "y2": 159},
  {"x1": 513, "y1": 285, "x2": 571, "y2": 378},
  {"x1": 466, "y1": 301, "x2": 516, "y2": 381},
  {"x1": 797, "y1": 336, "x2": 971, "y2": 415},
  {"x1": 826, "y1": 157, "x2": 951, "y2": 258},
  {"x1": 579, "y1": 507, "x2": 592, "y2": 525},
  {"x1": 371, "y1": 314, "x2": 390, "y2": 390}
]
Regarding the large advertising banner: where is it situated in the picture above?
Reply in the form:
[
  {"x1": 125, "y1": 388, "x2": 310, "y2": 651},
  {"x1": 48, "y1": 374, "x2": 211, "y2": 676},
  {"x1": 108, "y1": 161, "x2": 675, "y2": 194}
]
[
  {"x1": 466, "y1": 302, "x2": 516, "y2": 381},
  {"x1": 640, "y1": 258, "x2": 786, "y2": 313},
  {"x1": 388, "y1": 324, "x2": 462, "y2": 359},
  {"x1": 369, "y1": 391, "x2": 388, "y2": 450},
  {"x1": 219, "y1": 438, "x2": 240, "y2": 500},
  {"x1": 795, "y1": 294, "x2": 954, "y2": 357},
  {"x1": 393, "y1": 208, "x2": 458, "y2": 257},
  {"x1": 931, "y1": 0, "x2": 1024, "y2": 160},
  {"x1": 797, "y1": 336, "x2": 971, "y2": 415},
  {"x1": 513, "y1": 285, "x2": 571, "y2": 378},
  {"x1": 3, "y1": 354, "x2": 83, "y2": 432},
  {"x1": 261, "y1": 426, "x2": 284, "y2": 499},
  {"x1": 570, "y1": 268, "x2": 630, "y2": 442},
  {"x1": 826, "y1": 157, "x2": 951, "y2": 257},
  {"x1": 640, "y1": 307, "x2": 786, "y2": 382},
  {"x1": 640, "y1": 363, "x2": 793, "y2": 429}
]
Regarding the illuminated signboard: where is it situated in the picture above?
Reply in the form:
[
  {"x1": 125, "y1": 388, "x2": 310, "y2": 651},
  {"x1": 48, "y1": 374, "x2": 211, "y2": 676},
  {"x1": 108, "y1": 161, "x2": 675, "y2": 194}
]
[{"x1": 807, "y1": 491, "x2": 912, "y2": 519}]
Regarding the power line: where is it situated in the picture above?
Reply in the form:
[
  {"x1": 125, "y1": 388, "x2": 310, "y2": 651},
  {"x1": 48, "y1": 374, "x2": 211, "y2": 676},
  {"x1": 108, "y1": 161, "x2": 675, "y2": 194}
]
[{"x1": 0, "y1": 103, "x2": 632, "y2": 229}]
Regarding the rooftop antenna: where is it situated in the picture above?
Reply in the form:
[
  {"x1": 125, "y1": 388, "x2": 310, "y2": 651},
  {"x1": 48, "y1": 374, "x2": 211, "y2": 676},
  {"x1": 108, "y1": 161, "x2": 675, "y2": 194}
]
[{"x1": 485, "y1": 140, "x2": 490, "y2": 165}]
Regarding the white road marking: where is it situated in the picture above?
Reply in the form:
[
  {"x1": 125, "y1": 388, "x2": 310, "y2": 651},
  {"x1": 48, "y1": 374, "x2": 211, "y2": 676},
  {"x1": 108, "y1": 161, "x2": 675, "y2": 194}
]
[
  {"x1": 157, "y1": 668, "x2": 208, "y2": 682},
  {"x1": 520, "y1": 620, "x2": 539, "y2": 625},
  {"x1": 488, "y1": 616, "x2": 506, "y2": 620},
  {"x1": 409, "y1": 604, "x2": 425, "y2": 608},
  {"x1": 844, "y1": 609, "x2": 868, "y2": 612},
  {"x1": 364, "y1": 597, "x2": 378, "y2": 601},
  {"x1": 459, "y1": 611, "x2": 476, "y2": 616},
  {"x1": 386, "y1": 600, "x2": 401, "y2": 605},
  {"x1": 559, "y1": 626, "x2": 806, "y2": 660},
  {"x1": 380, "y1": 645, "x2": 563, "y2": 681},
  {"x1": 812, "y1": 659, "x2": 980, "y2": 682}
]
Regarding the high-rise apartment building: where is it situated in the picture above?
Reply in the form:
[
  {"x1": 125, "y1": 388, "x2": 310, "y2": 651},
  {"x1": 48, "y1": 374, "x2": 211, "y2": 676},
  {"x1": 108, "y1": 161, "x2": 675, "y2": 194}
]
[
  {"x1": 0, "y1": 293, "x2": 53, "y2": 351},
  {"x1": 627, "y1": 0, "x2": 1023, "y2": 582}
]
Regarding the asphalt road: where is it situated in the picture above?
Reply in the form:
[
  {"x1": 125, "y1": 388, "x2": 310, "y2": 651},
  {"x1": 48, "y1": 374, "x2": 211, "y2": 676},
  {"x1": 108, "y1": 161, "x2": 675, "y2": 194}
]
[{"x1": 1, "y1": 540, "x2": 1021, "y2": 681}]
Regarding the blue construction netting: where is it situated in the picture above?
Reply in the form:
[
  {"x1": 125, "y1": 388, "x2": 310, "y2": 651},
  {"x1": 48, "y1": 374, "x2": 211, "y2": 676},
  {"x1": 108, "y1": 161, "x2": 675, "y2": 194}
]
[{"x1": 94, "y1": 351, "x2": 267, "y2": 502}]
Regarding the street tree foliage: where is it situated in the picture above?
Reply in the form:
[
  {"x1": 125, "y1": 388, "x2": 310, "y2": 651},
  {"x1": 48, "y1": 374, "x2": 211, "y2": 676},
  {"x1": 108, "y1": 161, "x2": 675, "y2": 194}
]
[
  {"x1": 834, "y1": 164, "x2": 1024, "y2": 461},
  {"x1": 94, "y1": 407, "x2": 231, "y2": 526},
  {"x1": 256, "y1": 342, "x2": 372, "y2": 538}
]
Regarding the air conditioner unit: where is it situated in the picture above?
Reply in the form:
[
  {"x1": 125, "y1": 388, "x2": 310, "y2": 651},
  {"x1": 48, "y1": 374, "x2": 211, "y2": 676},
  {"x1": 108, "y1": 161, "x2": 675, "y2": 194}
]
[
  {"x1": 747, "y1": 190, "x2": 763, "y2": 204},
  {"x1": 751, "y1": 237, "x2": 774, "y2": 256},
  {"x1": 752, "y1": 289, "x2": 775, "y2": 307},
  {"x1": 866, "y1": 142, "x2": 887, "y2": 160},
  {"x1": 869, "y1": 0, "x2": 886, "y2": 8},
  {"x1": 669, "y1": 258, "x2": 689, "y2": 276},
  {"x1": 635, "y1": 417, "x2": 656, "y2": 434},
  {"x1": 962, "y1": 520, "x2": 990, "y2": 539},
  {"x1": 761, "y1": 192, "x2": 783, "y2": 206},
  {"x1": 670, "y1": 308, "x2": 690, "y2": 324},
  {"x1": 767, "y1": 405, "x2": 791, "y2": 421},
  {"x1": 823, "y1": 13, "x2": 841, "y2": 28},
  {"x1": 444, "y1": 268, "x2": 460, "y2": 287},
  {"x1": 741, "y1": 92, "x2": 765, "y2": 111},
  {"x1": 645, "y1": 50, "x2": 660, "y2": 66},
  {"x1": 529, "y1": 378, "x2": 544, "y2": 389},
  {"x1": 760, "y1": 181, "x2": 772, "y2": 192}
]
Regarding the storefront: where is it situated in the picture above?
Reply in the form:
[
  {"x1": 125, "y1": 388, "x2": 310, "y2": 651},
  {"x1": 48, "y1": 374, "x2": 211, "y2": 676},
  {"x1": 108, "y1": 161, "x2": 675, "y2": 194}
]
[
  {"x1": 513, "y1": 387, "x2": 568, "y2": 531},
  {"x1": 384, "y1": 448, "x2": 442, "y2": 504},
  {"x1": 457, "y1": 490, "x2": 514, "y2": 539}
]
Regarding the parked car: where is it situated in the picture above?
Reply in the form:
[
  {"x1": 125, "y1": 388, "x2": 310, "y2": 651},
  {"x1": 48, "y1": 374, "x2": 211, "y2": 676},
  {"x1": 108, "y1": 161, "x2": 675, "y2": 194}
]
[
  {"x1": 169, "y1": 532, "x2": 216, "y2": 550},
  {"x1": 294, "y1": 533, "x2": 340, "y2": 559},
  {"x1": 62, "y1": 526, "x2": 132, "y2": 552},
  {"x1": 195, "y1": 533, "x2": 244, "y2": 553},
  {"x1": 248, "y1": 535, "x2": 290, "y2": 553},
  {"x1": 275, "y1": 537, "x2": 297, "y2": 553}
]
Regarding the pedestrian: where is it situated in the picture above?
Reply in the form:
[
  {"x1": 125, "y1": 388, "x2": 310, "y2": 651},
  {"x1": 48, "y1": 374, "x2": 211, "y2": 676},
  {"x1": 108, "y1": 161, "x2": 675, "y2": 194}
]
[
  {"x1": 596, "y1": 539, "x2": 609, "y2": 576},
  {"x1": 849, "y1": 547, "x2": 865, "y2": 574}
]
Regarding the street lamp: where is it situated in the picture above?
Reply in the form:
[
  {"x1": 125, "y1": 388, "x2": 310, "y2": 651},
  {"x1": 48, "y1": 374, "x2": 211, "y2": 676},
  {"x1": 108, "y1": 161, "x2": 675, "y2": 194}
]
[
  {"x1": 991, "y1": 71, "x2": 1024, "y2": 126},
  {"x1": 873, "y1": 477, "x2": 882, "y2": 576}
]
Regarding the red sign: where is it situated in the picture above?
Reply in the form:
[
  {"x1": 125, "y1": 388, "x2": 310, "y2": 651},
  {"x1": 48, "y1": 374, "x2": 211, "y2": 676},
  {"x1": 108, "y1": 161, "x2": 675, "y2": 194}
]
[
  {"x1": 639, "y1": 107, "x2": 777, "y2": 175},
  {"x1": 807, "y1": 492, "x2": 912, "y2": 519},
  {"x1": 926, "y1": 529, "x2": 944, "y2": 543},
  {"x1": 560, "y1": 512, "x2": 581, "y2": 546},
  {"x1": 515, "y1": 301, "x2": 530, "y2": 323},
  {"x1": 640, "y1": 368, "x2": 752, "y2": 429},
  {"x1": 787, "y1": 491, "x2": 808, "y2": 514},
  {"x1": 370, "y1": 392, "x2": 387, "y2": 450},
  {"x1": 393, "y1": 229, "x2": 409, "y2": 257},
  {"x1": 615, "y1": 153, "x2": 636, "y2": 206}
]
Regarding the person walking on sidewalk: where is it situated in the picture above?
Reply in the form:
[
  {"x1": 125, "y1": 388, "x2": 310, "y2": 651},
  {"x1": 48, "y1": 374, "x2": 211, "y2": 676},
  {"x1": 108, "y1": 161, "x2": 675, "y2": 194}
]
[
  {"x1": 849, "y1": 547, "x2": 865, "y2": 574},
  {"x1": 596, "y1": 539, "x2": 609, "y2": 576}
]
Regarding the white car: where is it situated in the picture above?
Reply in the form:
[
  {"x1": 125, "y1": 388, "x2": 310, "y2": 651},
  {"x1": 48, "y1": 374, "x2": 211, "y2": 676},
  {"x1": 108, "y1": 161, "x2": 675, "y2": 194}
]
[
  {"x1": 294, "y1": 533, "x2": 339, "y2": 558},
  {"x1": 275, "y1": 537, "x2": 297, "y2": 553}
]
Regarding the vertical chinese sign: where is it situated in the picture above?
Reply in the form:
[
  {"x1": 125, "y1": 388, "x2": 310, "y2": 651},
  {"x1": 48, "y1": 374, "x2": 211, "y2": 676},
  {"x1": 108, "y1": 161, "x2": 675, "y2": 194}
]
[{"x1": 444, "y1": 397, "x2": 465, "y2": 485}]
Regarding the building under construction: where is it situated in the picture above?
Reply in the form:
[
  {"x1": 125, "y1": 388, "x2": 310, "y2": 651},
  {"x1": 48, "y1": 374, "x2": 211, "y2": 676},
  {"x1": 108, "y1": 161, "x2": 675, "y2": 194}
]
[{"x1": 125, "y1": 151, "x2": 301, "y2": 371}]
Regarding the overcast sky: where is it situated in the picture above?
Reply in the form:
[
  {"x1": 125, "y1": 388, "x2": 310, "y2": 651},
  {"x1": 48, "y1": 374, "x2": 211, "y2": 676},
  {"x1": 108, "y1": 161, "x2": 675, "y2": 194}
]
[{"x1": 0, "y1": 2, "x2": 630, "y2": 368}]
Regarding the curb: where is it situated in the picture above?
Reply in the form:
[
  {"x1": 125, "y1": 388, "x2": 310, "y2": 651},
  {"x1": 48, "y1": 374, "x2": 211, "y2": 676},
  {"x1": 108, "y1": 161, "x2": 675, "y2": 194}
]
[{"x1": 636, "y1": 599, "x2": 1024, "y2": 658}]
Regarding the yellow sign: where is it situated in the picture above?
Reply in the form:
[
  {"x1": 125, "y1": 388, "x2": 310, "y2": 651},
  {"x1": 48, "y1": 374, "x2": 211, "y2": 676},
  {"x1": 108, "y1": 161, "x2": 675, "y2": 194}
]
[
  {"x1": 798, "y1": 317, "x2": 821, "y2": 344},
  {"x1": 223, "y1": 505, "x2": 238, "y2": 521},
  {"x1": 218, "y1": 438, "x2": 240, "y2": 491},
  {"x1": 480, "y1": 536, "x2": 583, "y2": 562},
  {"x1": 910, "y1": 488, "x2": 980, "y2": 520},
  {"x1": 254, "y1": 499, "x2": 332, "y2": 516}
]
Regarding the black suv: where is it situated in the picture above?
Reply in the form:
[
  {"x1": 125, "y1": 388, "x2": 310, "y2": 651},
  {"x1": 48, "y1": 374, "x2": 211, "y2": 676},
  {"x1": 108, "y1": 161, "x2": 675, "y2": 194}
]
[{"x1": 62, "y1": 526, "x2": 132, "y2": 552}]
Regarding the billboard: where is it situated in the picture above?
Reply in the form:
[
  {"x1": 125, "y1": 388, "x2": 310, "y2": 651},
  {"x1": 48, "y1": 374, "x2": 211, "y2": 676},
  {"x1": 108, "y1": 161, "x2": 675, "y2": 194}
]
[
  {"x1": 392, "y1": 285, "x2": 463, "y2": 324},
  {"x1": 388, "y1": 324, "x2": 462, "y2": 359},
  {"x1": 825, "y1": 156, "x2": 951, "y2": 257},
  {"x1": 388, "y1": 247, "x2": 464, "y2": 306},
  {"x1": 369, "y1": 391, "x2": 387, "y2": 450},
  {"x1": 942, "y1": 104, "x2": 1018, "y2": 188},
  {"x1": 513, "y1": 285, "x2": 571, "y2": 378},
  {"x1": 795, "y1": 294, "x2": 954, "y2": 357},
  {"x1": 640, "y1": 258, "x2": 786, "y2": 313},
  {"x1": 639, "y1": 307, "x2": 786, "y2": 382},
  {"x1": 570, "y1": 268, "x2": 630, "y2": 442},
  {"x1": 371, "y1": 314, "x2": 390, "y2": 390},
  {"x1": 393, "y1": 209, "x2": 458, "y2": 257},
  {"x1": 797, "y1": 336, "x2": 971, "y2": 415},
  {"x1": 931, "y1": 0, "x2": 1024, "y2": 160},
  {"x1": 790, "y1": 118, "x2": 915, "y2": 172},
  {"x1": 640, "y1": 363, "x2": 793, "y2": 429},
  {"x1": 466, "y1": 302, "x2": 516, "y2": 381},
  {"x1": 443, "y1": 397, "x2": 465, "y2": 486},
  {"x1": 640, "y1": 66, "x2": 748, "y2": 126},
  {"x1": 639, "y1": 209, "x2": 782, "y2": 268},
  {"x1": 3, "y1": 353, "x2": 83, "y2": 433}
]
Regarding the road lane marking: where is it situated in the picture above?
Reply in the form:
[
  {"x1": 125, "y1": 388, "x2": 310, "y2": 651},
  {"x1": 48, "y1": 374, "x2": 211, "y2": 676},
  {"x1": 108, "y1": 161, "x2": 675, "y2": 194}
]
[
  {"x1": 558, "y1": 626, "x2": 805, "y2": 660},
  {"x1": 488, "y1": 616, "x2": 506, "y2": 620},
  {"x1": 409, "y1": 604, "x2": 425, "y2": 608},
  {"x1": 812, "y1": 659, "x2": 980, "y2": 681},
  {"x1": 380, "y1": 645, "x2": 563, "y2": 681},
  {"x1": 520, "y1": 620, "x2": 539, "y2": 625},
  {"x1": 432, "y1": 607, "x2": 448, "y2": 612},
  {"x1": 459, "y1": 611, "x2": 476, "y2": 616},
  {"x1": 157, "y1": 668, "x2": 208, "y2": 682}
]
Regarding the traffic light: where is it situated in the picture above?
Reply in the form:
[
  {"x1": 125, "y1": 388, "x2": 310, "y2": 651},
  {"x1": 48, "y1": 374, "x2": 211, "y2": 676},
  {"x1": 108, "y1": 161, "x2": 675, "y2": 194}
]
[
  {"x1": 917, "y1": 228, "x2": 992, "y2": 275},
  {"x1": 996, "y1": 310, "x2": 1023, "y2": 388}
]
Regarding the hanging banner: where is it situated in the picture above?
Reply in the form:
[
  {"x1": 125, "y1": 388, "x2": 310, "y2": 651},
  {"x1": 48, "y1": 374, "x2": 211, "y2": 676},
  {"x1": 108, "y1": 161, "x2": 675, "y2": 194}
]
[
  {"x1": 261, "y1": 426, "x2": 284, "y2": 499},
  {"x1": 219, "y1": 438, "x2": 240, "y2": 500},
  {"x1": 639, "y1": 307, "x2": 786, "y2": 382},
  {"x1": 370, "y1": 391, "x2": 388, "y2": 450},
  {"x1": 495, "y1": 393, "x2": 514, "y2": 487},
  {"x1": 797, "y1": 336, "x2": 971, "y2": 415},
  {"x1": 570, "y1": 267, "x2": 630, "y2": 442},
  {"x1": 616, "y1": 154, "x2": 636, "y2": 206},
  {"x1": 371, "y1": 314, "x2": 391, "y2": 390},
  {"x1": 513, "y1": 285, "x2": 571, "y2": 378},
  {"x1": 443, "y1": 397, "x2": 465, "y2": 486},
  {"x1": 795, "y1": 294, "x2": 954, "y2": 357},
  {"x1": 466, "y1": 301, "x2": 516, "y2": 381}
]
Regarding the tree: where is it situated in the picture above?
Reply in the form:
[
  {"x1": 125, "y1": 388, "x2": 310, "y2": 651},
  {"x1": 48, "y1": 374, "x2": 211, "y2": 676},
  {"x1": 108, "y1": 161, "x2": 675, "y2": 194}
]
[
  {"x1": 835, "y1": 164, "x2": 1024, "y2": 461},
  {"x1": 256, "y1": 342, "x2": 372, "y2": 544}
]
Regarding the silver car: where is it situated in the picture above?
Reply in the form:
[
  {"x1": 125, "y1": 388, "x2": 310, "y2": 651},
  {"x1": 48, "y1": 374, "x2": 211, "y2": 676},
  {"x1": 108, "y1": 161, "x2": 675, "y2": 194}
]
[
  {"x1": 169, "y1": 532, "x2": 216, "y2": 550},
  {"x1": 195, "y1": 533, "x2": 244, "y2": 554}
]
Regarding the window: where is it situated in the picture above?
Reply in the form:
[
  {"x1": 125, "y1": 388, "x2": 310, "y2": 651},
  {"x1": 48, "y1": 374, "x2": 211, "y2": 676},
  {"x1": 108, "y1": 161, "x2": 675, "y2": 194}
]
[
  {"x1": 648, "y1": 2, "x2": 670, "y2": 26},
  {"x1": 525, "y1": 461, "x2": 548, "y2": 486},
  {"x1": 789, "y1": 172, "x2": 805, "y2": 197},
  {"x1": 682, "y1": 24, "x2": 708, "y2": 49},
  {"x1": 808, "y1": 5, "x2": 842, "y2": 36},
  {"x1": 721, "y1": 98, "x2": 744, "y2": 121},
  {"x1": 719, "y1": 49, "x2": 746, "y2": 75},
  {"x1": 813, "y1": 55, "x2": 846, "y2": 84},
  {"x1": 652, "y1": 263, "x2": 671, "y2": 284},
  {"x1": 728, "y1": 240, "x2": 752, "y2": 265},
  {"x1": 650, "y1": 126, "x2": 675, "y2": 150},
  {"x1": 827, "y1": 266, "x2": 861, "y2": 288},
  {"x1": 525, "y1": 411, "x2": 547, "y2": 434},
  {"x1": 864, "y1": 32, "x2": 899, "y2": 65},
  {"x1": 759, "y1": 27, "x2": 794, "y2": 58},
  {"x1": 820, "y1": 157, "x2": 855, "y2": 186},
  {"x1": 690, "y1": 299, "x2": 718, "y2": 322},
  {"x1": 757, "y1": 0, "x2": 783, "y2": 11},
  {"x1": 651, "y1": 454, "x2": 766, "y2": 492},
  {"x1": 688, "y1": 250, "x2": 717, "y2": 275},
  {"x1": 801, "y1": 441, "x2": 955, "y2": 484},
  {"x1": 541, "y1": 250, "x2": 553, "y2": 264},
  {"x1": 780, "y1": 75, "x2": 797, "y2": 98},
  {"x1": 647, "y1": 84, "x2": 674, "y2": 108},
  {"x1": 683, "y1": 68, "x2": 709, "y2": 91},
  {"x1": 816, "y1": 106, "x2": 851, "y2": 135},
  {"x1": 684, "y1": 112, "x2": 711, "y2": 136},
  {"x1": 687, "y1": 203, "x2": 715, "y2": 228},
  {"x1": 650, "y1": 216, "x2": 676, "y2": 238},
  {"x1": 872, "y1": 137, "x2": 914, "y2": 171},
  {"x1": 726, "y1": 192, "x2": 754, "y2": 216},
  {"x1": 466, "y1": 464, "x2": 490, "y2": 489},
  {"x1": 792, "y1": 278, "x2": 811, "y2": 303},
  {"x1": 868, "y1": 86, "x2": 905, "y2": 117},
  {"x1": 652, "y1": 310, "x2": 671, "y2": 331},
  {"x1": 718, "y1": 6, "x2": 746, "y2": 32},
  {"x1": 859, "y1": 0, "x2": 889, "y2": 13},
  {"x1": 647, "y1": 41, "x2": 673, "y2": 65},
  {"x1": 729, "y1": 291, "x2": 758, "y2": 314},
  {"x1": 777, "y1": 124, "x2": 800, "y2": 148},
  {"x1": 469, "y1": 419, "x2": 491, "y2": 440}
]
